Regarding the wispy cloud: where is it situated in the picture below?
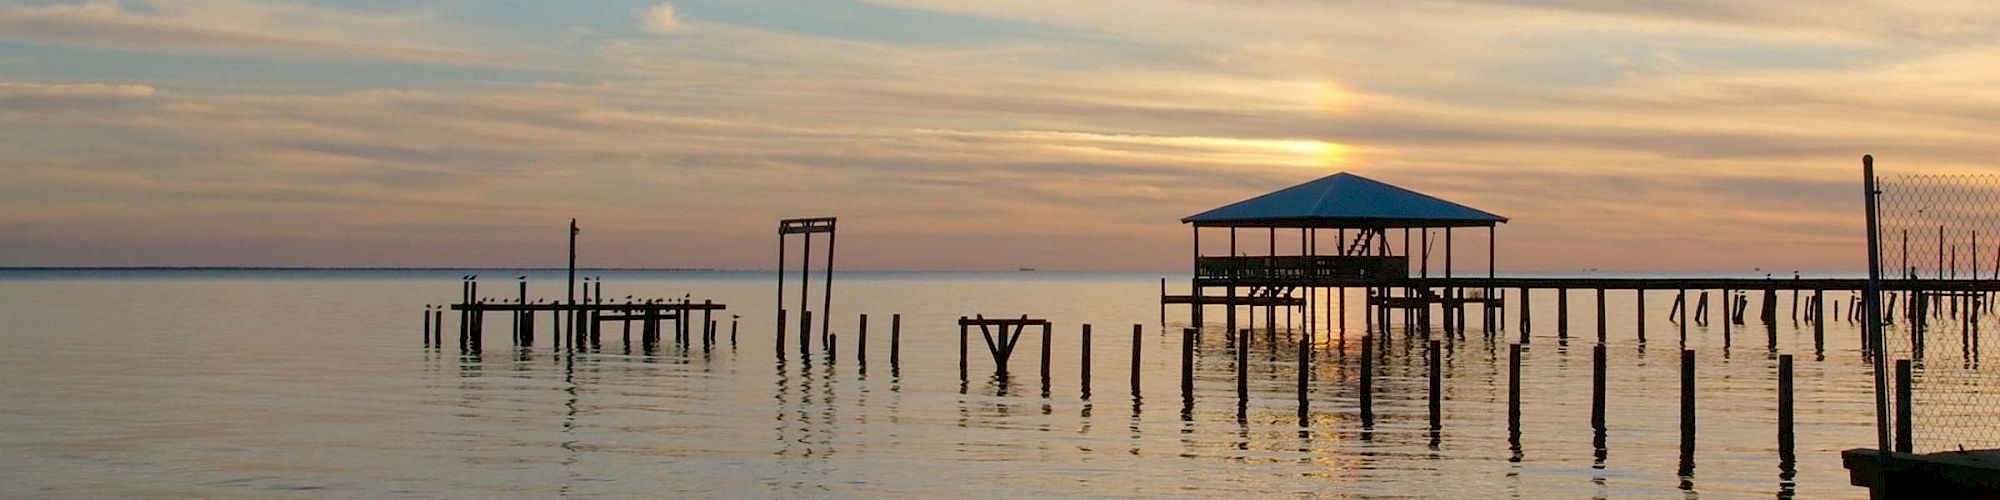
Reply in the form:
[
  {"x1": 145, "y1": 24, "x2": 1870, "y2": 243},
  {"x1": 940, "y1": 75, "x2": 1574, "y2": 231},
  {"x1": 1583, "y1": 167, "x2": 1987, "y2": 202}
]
[{"x1": 4, "y1": 1, "x2": 2000, "y2": 270}]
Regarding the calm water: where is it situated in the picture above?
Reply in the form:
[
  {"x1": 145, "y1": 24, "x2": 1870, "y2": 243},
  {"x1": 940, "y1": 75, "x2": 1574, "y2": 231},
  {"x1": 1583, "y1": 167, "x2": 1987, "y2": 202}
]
[{"x1": 0, "y1": 270, "x2": 1883, "y2": 498}]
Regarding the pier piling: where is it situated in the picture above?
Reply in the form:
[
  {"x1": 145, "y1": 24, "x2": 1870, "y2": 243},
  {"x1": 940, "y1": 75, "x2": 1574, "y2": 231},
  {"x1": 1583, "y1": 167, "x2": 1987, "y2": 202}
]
[
  {"x1": 1778, "y1": 354, "x2": 1795, "y2": 459},
  {"x1": 1131, "y1": 324, "x2": 1143, "y2": 398},
  {"x1": 1082, "y1": 324, "x2": 1093, "y2": 399}
]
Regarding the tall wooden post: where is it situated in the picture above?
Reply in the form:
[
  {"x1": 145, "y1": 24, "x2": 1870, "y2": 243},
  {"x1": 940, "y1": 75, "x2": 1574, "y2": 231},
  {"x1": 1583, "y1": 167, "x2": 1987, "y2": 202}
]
[{"x1": 567, "y1": 219, "x2": 577, "y2": 338}]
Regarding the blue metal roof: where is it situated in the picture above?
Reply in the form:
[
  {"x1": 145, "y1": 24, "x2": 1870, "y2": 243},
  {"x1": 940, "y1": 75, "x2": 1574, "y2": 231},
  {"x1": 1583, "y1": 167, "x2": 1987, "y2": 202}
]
[{"x1": 1182, "y1": 172, "x2": 1506, "y2": 227}]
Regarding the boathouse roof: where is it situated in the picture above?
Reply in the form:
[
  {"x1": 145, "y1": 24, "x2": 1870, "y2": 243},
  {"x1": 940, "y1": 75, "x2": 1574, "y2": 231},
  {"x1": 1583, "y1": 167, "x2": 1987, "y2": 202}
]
[{"x1": 1181, "y1": 172, "x2": 1507, "y2": 228}]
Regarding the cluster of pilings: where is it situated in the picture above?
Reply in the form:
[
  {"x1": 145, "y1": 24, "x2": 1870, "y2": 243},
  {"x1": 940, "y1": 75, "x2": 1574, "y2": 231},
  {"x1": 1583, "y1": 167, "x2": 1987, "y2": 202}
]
[
  {"x1": 952, "y1": 317, "x2": 1145, "y2": 400},
  {"x1": 425, "y1": 275, "x2": 734, "y2": 354}
]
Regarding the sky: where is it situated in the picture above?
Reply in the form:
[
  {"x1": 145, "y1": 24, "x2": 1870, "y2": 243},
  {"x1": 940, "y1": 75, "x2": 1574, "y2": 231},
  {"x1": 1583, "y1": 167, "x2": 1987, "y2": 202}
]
[{"x1": 4, "y1": 0, "x2": 2000, "y2": 272}]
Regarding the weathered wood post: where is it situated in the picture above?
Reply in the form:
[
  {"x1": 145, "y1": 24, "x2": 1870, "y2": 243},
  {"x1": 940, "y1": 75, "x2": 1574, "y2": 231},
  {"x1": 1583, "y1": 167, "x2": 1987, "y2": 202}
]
[
  {"x1": 1519, "y1": 287, "x2": 1532, "y2": 342},
  {"x1": 522, "y1": 309, "x2": 537, "y2": 347},
  {"x1": 800, "y1": 310, "x2": 813, "y2": 358},
  {"x1": 730, "y1": 315, "x2": 739, "y2": 348},
  {"x1": 1180, "y1": 327, "x2": 1195, "y2": 401},
  {"x1": 1081, "y1": 324, "x2": 1093, "y2": 400},
  {"x1": 775, "y1": 309, "x2": 787, "y2": 356},
  {"x1": 1130, "y1": 324, "x2": 1143, "y2": 398},
  {"x1": 1558, "y1": 288, "x2": 1570, "y2": 339},
  {"x1": 890, "y1": 314, "x2": 902, "y2": 369},
  {"x1": 1237, "y1": 324, "x2": 1249, "y2": 416},
  {"x1": 1778, "y1": 354, "x2": 1795, "y2": 458},
  {"x1": 958, "y1": 317, "x2": 968, "y2": 382},
  {"x1": 1680, "y1": 349, "x2": 1695, "y2": 469},
  {"x1": 1762, "y1": 289, "x2": 1778, "y2": 324},
  {"x1": 1297, "y1": 315, "x2": 1310, "y2": 423},
  {"x1": 1695, "y1": 291, "x2": 1709, "y2": 324},
  {"x1": 1041, "y1": 321, "x2": 1053, "y2": 387},
  {"x1": 515, "y1": 279, "x2": 527, "y2": 344},
  {"x1": 423, "y1": 306, "x2": 432, "y2": 346},
  {"x1": 1592, "y1": 344, "x2": 1607, "y2": 438},
  {"x1": 1040, "y1": 324, "x2": 1056, "y2": 398},
  {"x1": 1722, "y1": 289, "x2": 1733, "y2": 340},
  {"x1": 1429, "y1": 339, "x2": 1442, "y2": 432},
  {"x1": 1360, "y1": 333, "x2": 1374, "y2": 427},
  {"x1": 858, "y1": 314, "x2": 868, "y2": 368},
  {"x1": 828, "y1": 331, "x2": 837, "y2": 365},
  {"x1": 1813, "y1": 290, "x2": 1825, "y2": 350},
  {"x1": 1636, "y1": 290, "x2": 1646, "y2": 343},
  {"x1": 1508, "y1": 343, "x2": 1521, "y2": 441},
  {"x1": 702, "y1": 299, "x2": 714, "y2": 351},
  {"x1": 1596, "y1": 288, "x2": 1607, "y2": 343}
]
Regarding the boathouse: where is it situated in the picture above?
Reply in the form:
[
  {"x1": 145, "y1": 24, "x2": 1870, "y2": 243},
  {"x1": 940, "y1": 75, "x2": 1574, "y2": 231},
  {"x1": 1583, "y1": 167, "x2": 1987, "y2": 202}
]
[{"x1": 1179, "y1": 172, "x2": 1507, "y2": 334}]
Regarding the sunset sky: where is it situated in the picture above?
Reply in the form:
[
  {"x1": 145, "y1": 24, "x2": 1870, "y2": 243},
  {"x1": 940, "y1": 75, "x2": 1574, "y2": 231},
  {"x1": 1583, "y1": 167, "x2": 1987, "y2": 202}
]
[{"x1": 5, "y1": 0, "x2": 1999, "y2": 271}]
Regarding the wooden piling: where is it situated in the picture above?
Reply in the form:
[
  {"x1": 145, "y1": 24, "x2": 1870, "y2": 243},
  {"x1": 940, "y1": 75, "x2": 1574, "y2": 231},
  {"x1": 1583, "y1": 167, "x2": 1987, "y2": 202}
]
[
  {"x1": 1596, "y1": 288, "x2": 1607, "y2": 343},
  {"x1": 423, "y1": 307, "x2": 432, "y2": 346},
  {"x1": 776, "y1": 309, "x2": 787, "y2": 357},
  {"x1": 1041, "y1": 322, "x2": 1053, "y2": 385},
  {"x1": 1180, "y1": 327, "x2": 1195, "y2": 401},
  {"x1": 828, "y1": 332, "x2": 837, "y2": 365},
  {"x1": 1778, "y1": 354, "x2": 1794, "y2": 458},
  {"x1": 1429, "y1": 339, "x2": 1442, "y2": 432},
  {"x1": 1519, "y1": 287, "x2": 1532, "y2": 342},
  {"x1": 800, "y1": 310, "x2": 813, "y2": 357},
  {"x1": 958, "y1": 318, "x2": 968, "y2": 381},
  {"x1": 858, "y1": 314, "x2": 868, "y2": 368},
  {"x1": 1082, "y1": 324, "x2": 1093, "y2": 399},
  {"x1": 1695, "y1": 291, "x2": 1709, "y2": 324},
  {"x1": 1558, "y1": 288, "x2": 1569, "y2": 338},
  {"x1": 1360, "y1": 333, "x2": 1374, "y2": 427},
  {"x1": 1895, "y1": 359, "x2": 1913, "y2": 453},
  {"x1": 1131, "y1": 324, "x2": 1143, "y2": 398},
  {"x1": 730, "y1": 316, "x2": 738, "y2": 348},
  {"x1": 1680, "y1": 349, "x2": 1695, "y2": 465},
  {"x1": 890, "y1": 314, "x2": 902, "y2": 369},
  {"x1": 1592, "y1": 344, "x2": 1606, "y2": 433},
  {"x1": 1636, "y1": 290, "x2": 1646, "y2": 343},
  {"x1": 1508, "y1": 343, "x2": 1521, "y2": 439},
  {"x1": 1237, "y1": 324, "x2": 1249, "y2": 415},
  {"x1": 1813, "y1": 290, "x2": 1825, "y2": 350},
  {"x1": 1298, "y1": 315, "x2": 1310, "y2": 422}
]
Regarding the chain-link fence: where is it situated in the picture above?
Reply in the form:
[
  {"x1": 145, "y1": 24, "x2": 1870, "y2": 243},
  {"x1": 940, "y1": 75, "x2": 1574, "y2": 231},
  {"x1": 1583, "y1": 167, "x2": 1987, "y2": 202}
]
[{"x1": 1873, "y1": 172, "x2": 2000, "y2": 453}]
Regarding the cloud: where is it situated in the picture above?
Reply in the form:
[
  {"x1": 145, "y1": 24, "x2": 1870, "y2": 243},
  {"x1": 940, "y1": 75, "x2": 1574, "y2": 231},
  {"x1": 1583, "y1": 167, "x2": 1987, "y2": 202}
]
[
  {"x1": 642, "y1": 3, "x2": 685, "y2": 33},
  {"x1": 0, "y1": 0, "x2": 502, "y2": 65},
  {"x1": 7, "y1": 1, "x2": 2000, "y2": 270}
]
